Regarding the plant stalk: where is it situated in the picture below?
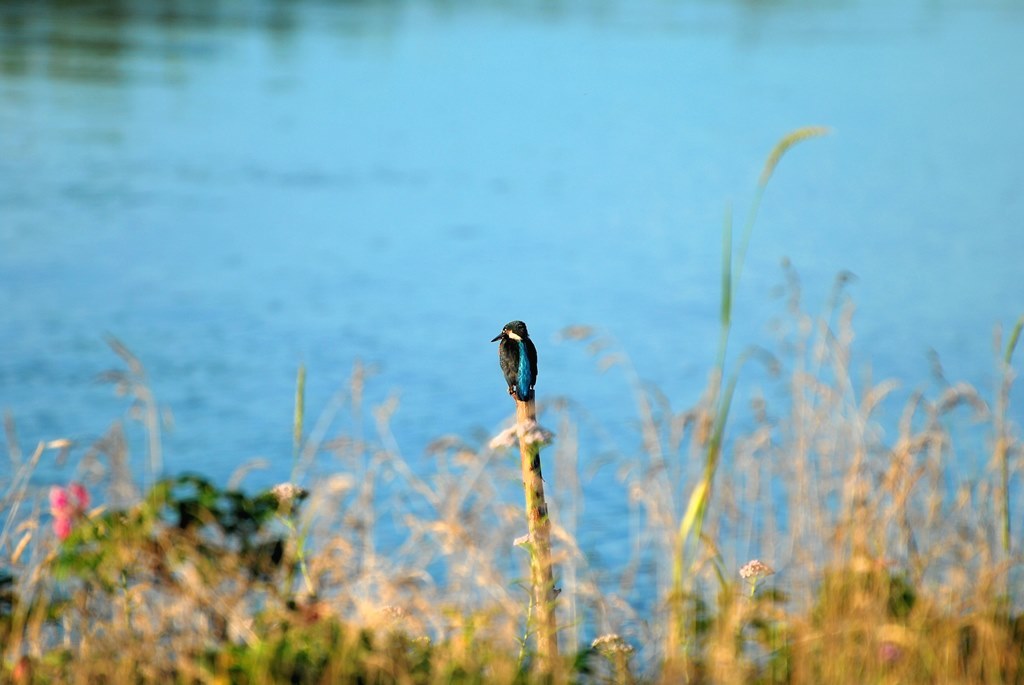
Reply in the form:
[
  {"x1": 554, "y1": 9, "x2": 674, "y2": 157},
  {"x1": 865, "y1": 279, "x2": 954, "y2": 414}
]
[{"x1": 515, "y1": 397, "x2": 559, "y2": 670}]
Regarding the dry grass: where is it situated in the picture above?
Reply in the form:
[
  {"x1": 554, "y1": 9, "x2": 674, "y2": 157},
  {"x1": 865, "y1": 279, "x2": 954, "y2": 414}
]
[
  {"x1": 0, "y1": 286, "x2": 1019, "y2": 683},
  {"x1": 1, "y1": 131, "x2": 1021, "y2": 683}
]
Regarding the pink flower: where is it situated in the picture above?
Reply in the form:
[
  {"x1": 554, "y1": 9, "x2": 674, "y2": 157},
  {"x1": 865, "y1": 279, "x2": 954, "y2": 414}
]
[
  {"x1": 52, "y1": 516, "x2": 73, "y2": 541},
  {"x1": 49, "y1": 487, "x2": 70, "y2": 516},
  {"x1": 879, "y1": 641, "x2": 903, "y2": 665},
  {"x1": 68, "y1": 482, "x2": 89, "y2": 510},
  {"x1": 49, "y1": 482, "x2": 89, "y2": 541}
]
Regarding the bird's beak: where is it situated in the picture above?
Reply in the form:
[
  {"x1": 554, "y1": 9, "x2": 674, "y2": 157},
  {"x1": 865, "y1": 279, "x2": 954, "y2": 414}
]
[{"x1": 491, "y1": 332, "x2": 504, "y2": 342}]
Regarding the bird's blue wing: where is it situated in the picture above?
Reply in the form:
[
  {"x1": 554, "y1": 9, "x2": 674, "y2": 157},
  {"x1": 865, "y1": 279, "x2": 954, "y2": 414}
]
[{"x1": 516, "y1": 341, "x2": 533, "y2": 401}]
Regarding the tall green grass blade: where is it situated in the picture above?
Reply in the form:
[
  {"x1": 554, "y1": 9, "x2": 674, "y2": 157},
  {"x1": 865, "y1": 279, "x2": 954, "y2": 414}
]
[
  {"x1": 998, "y1": 315, "x2": 1022, "y2": 555},
  {"x1": 678, "y1": 480, "x2": 709, "y2": 567},
  {"x1": 1004, "y1": 315, "x2": 1024, "y2": 366},
  {"x1": 759, "y1": 126, "x2": 832, "y2": 188},
  {"x1": 293, "y1": 363, "x2": 306, "y2": 460},
  {"x1": 717, "y1": 206, "x2": 734, "y2": 375},
  {"x1": 679, "y1": 352, "x2": 747, "y2": 552},
  {"x1": 706, "y1": 127, "x2": 831, "y2": 537},
  {"x1": 736, "y1": 126, "x2": 831, "y2": 289},
  {"x1": 671, "y1": 128, "x2": 830, "y2": 654}
]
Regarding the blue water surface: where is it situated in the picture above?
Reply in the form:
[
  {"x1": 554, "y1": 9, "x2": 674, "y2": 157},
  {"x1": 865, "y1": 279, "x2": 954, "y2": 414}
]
[{"x1": 1, "y1": 0, "x2": 1023, "y2": 575}]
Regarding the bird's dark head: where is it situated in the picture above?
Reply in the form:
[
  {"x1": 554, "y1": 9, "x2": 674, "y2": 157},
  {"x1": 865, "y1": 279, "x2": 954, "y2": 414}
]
[{"x1": 491, "y1": 320, "x2": 530, "y2": 342}]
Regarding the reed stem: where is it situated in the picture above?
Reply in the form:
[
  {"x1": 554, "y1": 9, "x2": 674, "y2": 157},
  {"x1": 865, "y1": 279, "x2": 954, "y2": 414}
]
[
  {"x1": 515, "y1": 397, "x2": 559, "y2": 670},
  {"x1": 997, "y1": 315, "x2": 1023, "y2": 555}
]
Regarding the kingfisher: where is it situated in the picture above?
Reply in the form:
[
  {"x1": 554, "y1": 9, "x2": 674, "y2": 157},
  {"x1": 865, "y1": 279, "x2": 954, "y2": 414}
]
[{"x1": 491, "y1": 320, "x2": 538, "y2": 402}]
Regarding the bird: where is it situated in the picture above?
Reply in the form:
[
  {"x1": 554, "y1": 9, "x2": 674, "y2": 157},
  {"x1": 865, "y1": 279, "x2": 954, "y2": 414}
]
[{"x1": 491, "y1": 320, "x2": 538, "y2": 402}]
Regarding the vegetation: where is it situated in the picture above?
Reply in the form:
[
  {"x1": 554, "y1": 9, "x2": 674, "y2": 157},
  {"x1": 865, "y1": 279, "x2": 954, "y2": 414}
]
[{"x1": 2, "y1": 131, "x2": 1022, "y2": 683}]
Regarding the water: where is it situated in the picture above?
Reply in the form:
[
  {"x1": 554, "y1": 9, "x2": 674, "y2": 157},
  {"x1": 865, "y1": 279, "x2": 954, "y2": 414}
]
[{"x1": 2, "y1": 0, "x2": 1023, "y2": 561}]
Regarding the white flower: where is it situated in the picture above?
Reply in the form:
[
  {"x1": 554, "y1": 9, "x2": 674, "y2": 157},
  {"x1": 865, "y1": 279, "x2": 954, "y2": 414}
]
[
  {"x1": 520, "y1": 419, "x2": 554, "y2": 446},
  {"x1": 488, "y1": 426, "x2": 519, "y2": 450},
  {"x1": 739, "y1": 559, "x2": 775, "y2": 580},
  {"x1": 271, "y1": 482, "x2": 308, "y2": 505},
  {"x1": 592, "y1": 633, "x2": 634, "y2": 655},
  {"x1": 488, "y1": 421, "x2": 555, "y2": 450},
  {"x1": 379, "y1": 605, "x2": 408, "y2": 622}
]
